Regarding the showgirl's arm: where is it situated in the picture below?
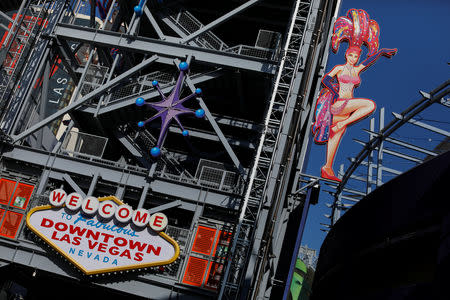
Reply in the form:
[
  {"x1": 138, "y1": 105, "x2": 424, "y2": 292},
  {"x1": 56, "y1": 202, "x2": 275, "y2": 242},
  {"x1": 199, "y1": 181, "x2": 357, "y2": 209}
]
[
  {"x1": 321, "y1": 66, "x2": 341, "y2": 96},
  {"x1": 359, "y1": 48, "x2": 397, "y2": 71}
]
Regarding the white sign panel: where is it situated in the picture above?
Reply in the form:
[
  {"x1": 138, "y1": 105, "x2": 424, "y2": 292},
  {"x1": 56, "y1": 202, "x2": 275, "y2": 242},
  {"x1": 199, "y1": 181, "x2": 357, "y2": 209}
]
[{"x1": 26, "y1": 195, "x2": 179, "y2": 275}]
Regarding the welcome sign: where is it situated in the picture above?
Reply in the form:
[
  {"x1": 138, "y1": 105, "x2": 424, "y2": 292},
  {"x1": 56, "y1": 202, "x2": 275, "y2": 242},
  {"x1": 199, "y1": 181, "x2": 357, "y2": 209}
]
[{"x1": 26, "y1": 190, "x2": 179, "y2": 275}]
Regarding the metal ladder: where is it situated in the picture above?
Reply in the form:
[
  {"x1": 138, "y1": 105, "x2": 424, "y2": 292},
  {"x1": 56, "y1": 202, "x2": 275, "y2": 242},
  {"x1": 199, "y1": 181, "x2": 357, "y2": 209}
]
[{"x1": 218, "y1": 0, "x2": 313, "y2": 298}]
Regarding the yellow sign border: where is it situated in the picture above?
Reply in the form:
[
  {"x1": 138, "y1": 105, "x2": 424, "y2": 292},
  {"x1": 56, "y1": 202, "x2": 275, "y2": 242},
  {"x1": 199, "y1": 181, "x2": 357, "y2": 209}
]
[{"x1": 26, "y1": 195, "x2": 180, "y2": 275}]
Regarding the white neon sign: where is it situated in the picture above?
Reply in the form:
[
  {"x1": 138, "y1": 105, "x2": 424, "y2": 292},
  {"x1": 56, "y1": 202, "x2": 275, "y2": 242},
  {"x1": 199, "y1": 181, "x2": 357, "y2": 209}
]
[{"x1": 27, "y1": 191, "x2": 179, "y2": 275}]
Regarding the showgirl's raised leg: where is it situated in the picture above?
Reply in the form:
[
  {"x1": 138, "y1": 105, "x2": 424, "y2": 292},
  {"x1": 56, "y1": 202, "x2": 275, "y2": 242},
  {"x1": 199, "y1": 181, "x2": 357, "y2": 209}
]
[
  {"x1": 322, "y1": 115, "x2": 347, "y2": 182},
  {"x1": 331, "y1": 98, "x2": 375, "y2": 132}
]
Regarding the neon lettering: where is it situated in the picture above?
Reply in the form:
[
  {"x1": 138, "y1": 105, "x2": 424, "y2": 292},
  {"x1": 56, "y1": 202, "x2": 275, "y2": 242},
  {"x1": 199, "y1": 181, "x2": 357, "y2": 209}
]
[
  {"x1": 129, "y1": 240, "x2": 147, "y2": 252},
  {"x1": 109, "y1": 246, "x2": 120, "y2": 255},
  {"x1": 100, "y1": 233, "x2": 114, "y2": 243},
  {"x1": 134, "y1": 252, "x2": 144, "y2": 262},
  {"x1": 86, "y1": 230, "x2": 100, "y2": 240},
  {"x1": 69, "y1": 225, "x2": 86, "y2": 236},
  {"x1": 146, "y1": 245, "x2": 161, "y2": 256},
  {"x1": 88, "y1": 240, "x2": 98, "y2": 250},
  {"x1": 55, "y1": 222, "x2": 68, "y2": 231},
  {"x1": 41, "y1": 218, "x2": 54, "y2": 228},
  {"x1": 60, "y1": 234, "x2": 71, "y2": 243},
  {"x1": 120, "y1": 249, "x2": 131, "y2": 259},
  {"x1": 98, "y1": 243, "x2": 107, "y2": 253},
  {"x1": 114, "y1": 237, "x2": 127, "y2": 247},
  {"x1": 153, "y1": 216, "x2": 164, "y2": 227}
]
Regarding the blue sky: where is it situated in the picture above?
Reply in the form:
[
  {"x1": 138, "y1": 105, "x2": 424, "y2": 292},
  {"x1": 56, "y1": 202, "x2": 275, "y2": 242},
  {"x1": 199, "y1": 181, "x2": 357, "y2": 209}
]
[{"x1": 301, "y1": 0, "x2": 450, "y2": 255}]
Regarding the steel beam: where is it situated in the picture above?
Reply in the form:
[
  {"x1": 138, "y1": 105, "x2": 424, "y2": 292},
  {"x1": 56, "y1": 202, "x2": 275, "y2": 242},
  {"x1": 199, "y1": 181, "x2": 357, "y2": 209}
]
[
  {"x1": 353, "y1": 139, "x2": 423, "y2": 163},
  {"x1": 87, "y1": 172, "x2": 99, "y2": 196},
  {"x1": 2, "y1": 146, "x2": 239, "y2": 209},
  {"x1": 53, "y1": 24, "x2": 277, "y2": 74},
  {"x1": 0, "y1": 243, "x2": 209, "y2": 300},
  {"x1": 363, "y1": 129, "x2": 438, "y2": 157},
  {"x1": 55, "y1": 38, "x2": 81, "y2": 81},
  {"x1": 349, "y1": 158, "x2": 402, "y2": 175},
  {"x1": 62, "y1": 173, "x2": 86, "y2": 198},
  {"x1": 138, "y1": 182, "x2": 150, "y2": 208},
  {"x1": 36, "y1": 59, "x2": 51, "y2": 149},
  {"x1": 334, "y1": 81, "x2": 449, "y2": 195},
  {"x1": 1, "y1": 0, "x2": 27, "y2": 49},
  {"x1": 148, "y1": 200, "x2": 182, "y2": 214},
  {"x1": 185, "y1": 76, "x2": 246, "y2": 176},
  {"x1": 180, "y1": 0, "x2": 260, "y2": 44},
  {"x1": 143, "y1": 6, "x2": 166, "y2": 40},
  {"x1": 12, "y1": 55, "x2": 159, "y2": 142},
  {"x1": 0, "y1": 10, "x2": 29, "y2": 34},
  {"x1": 392, "y1": 112, "x2": 450, "y2": 137},
  {"x1": 146, "y1": 122, "x2": 257, "y2": 149},
  {"x1": 79, "y1": 68, "x2": 224, "y2": 115},
  {"x1": 114, "y1": 129, "x2": 152, "y2": 168}
]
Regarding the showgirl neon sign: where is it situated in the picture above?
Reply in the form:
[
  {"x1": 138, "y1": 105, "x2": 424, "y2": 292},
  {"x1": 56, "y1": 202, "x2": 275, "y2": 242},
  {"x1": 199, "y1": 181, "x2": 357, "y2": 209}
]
[{"x1": 312, "y1": 9, "x2": 397, "y2": 182}]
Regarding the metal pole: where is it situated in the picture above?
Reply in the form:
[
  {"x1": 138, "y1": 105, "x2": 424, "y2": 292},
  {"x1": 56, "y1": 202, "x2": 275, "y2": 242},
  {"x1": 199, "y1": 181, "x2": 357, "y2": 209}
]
[
  {"x1": 281, "y1": 184, "x2": 315, "y2": 300},
  {"x1": 366, "y1": 118, "x2": 375, "y2": 193},
  {"x1": 376, "y1": 107, "x2": 385, "y2": 187},
  {"x1": 1, "y1": 0, "x2": 28, "y2": 49},
  {"x1": 218, "y1": 0, "x2": 305, "y2": 297}
]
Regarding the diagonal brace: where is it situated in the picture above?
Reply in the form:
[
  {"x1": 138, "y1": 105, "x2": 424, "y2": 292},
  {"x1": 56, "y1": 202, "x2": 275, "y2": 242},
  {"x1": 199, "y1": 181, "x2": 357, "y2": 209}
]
[
  {"x1": 12, "y1": 55, "x2": 159, "y2": 143},
  {"x1": 63, "y1": 173, "x2": 86, "y2": 198},
  {"x1": 148, "y1": 200, "x2": 182, "y2": 214},
  {"x1": 144, "y1": 6, "x2": 166, "y2": 40},
  {"x1": 184, "y1": 75, "x2": 246, "y2": 177},
  {"x1": 180, "y1": 0, "x2": 260, "y2": 44}
]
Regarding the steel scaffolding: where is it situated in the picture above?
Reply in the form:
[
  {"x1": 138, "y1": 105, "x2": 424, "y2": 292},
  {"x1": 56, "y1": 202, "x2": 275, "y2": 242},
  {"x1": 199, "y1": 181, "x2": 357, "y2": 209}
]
[{"x1": 0, "y1": 0, "x2": 340, "y2": 299}]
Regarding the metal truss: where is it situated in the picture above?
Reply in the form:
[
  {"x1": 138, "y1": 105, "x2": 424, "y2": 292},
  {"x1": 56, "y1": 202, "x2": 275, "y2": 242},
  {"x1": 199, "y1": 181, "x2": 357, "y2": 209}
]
[
  {"x1": 0, "y1": 0, "x2": 332, "y2": 298},
  {"x1": 53, "y1": 23, "x2": 277, "y2": 74},
  {"x1": 1, "y1": 0, "x2": 65, "y2": 135},
  {"x1": 218, "y1": 0, "x2": 326, "y2": 298}
]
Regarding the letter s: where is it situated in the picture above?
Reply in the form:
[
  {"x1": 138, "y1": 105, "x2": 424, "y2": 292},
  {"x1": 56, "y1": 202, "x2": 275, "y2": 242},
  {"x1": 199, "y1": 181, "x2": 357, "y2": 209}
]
[{"x1": 134, "y1": 252, "x2": 143, "y2": 262}]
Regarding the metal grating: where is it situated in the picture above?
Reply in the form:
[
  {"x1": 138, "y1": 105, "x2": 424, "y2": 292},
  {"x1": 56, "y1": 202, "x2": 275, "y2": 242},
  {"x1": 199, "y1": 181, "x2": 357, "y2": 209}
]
[{"x1": 61, "y1": 130, "x2": 108, "y2": 157}]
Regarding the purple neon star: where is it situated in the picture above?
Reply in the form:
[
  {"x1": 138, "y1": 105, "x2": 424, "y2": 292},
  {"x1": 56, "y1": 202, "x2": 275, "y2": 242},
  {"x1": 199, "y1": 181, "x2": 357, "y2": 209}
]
[{"x1": 136, "y1": 62, "x2": 204, "y2": 157}]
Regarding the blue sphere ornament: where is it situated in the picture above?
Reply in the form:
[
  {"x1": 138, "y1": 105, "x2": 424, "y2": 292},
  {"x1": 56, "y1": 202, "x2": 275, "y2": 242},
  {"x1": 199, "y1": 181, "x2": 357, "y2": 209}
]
[
  {"x1": 152, "y1": 80, "x2": 158, "y2": 87},
  {"x1": 195, "y1": 109, "x2": 205, "y2": 118},
  {"x1": 179, "y1": 62, "x2": 189, "y2": 71},
  {"x1": 151, "y1": 147, "x2": 161, "y2": 157},
  {"x1": 138, "y1": 121, "x2": 144, "y2": 127},
  {"x1": 134, "y1": 6, "x2": 142, "y2": 16},
  {"x1": 195, "y1": 88, "x2": 202, "y2": 95},
  {"x1": 136, "y1": 97, "x2": 145, "y2": 106},
  {"x1": 182, "y1": 130, "x2": 189, "y2": 137}
]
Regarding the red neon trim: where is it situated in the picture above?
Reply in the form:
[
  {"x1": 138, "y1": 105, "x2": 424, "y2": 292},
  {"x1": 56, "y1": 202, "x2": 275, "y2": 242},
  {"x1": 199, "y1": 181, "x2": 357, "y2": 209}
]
[
  {"x1": 9, "y1": 183, "x2": 34, "y2": 210},
  {"x1": 0, "y1": 178, "x2": 16, "y2": 205},
  {"x1": 182, "y1": 256, "x2": 208, "y2": 286},
  {"x1": 0, "y1": 211, "x2": 23, "y2": 239},
  {"x1": 192, "y1": 226, "x2": 217, "y2": 256}
]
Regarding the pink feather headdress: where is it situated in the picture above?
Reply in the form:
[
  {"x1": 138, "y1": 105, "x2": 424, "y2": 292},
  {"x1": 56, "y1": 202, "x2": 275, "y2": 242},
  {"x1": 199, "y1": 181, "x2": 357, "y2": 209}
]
[{"x1": 332, "y1": 9, "x2": 380, "y2": 57}]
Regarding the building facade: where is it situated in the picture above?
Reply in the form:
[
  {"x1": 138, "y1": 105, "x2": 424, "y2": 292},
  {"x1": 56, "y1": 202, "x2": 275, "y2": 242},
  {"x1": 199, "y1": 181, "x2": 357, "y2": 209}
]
[{"x1": 0, "y1": 0, "x2": 338, "y2": 298}]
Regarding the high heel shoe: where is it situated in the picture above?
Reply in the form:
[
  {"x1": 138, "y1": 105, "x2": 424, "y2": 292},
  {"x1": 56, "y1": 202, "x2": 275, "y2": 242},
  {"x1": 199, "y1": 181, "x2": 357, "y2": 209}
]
[{"x1": 321, "y1": 167, "x2": 342, "y2": 182}]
